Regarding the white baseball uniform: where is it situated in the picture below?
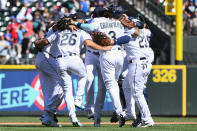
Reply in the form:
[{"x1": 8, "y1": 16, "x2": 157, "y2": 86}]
[
  {"x1": 122, "y1": 28, "x2": 154, "y2": 124},
  {"x1": 35, "y1": 28, "x2": 64, "y2": 118},
  {"x1": 46, "y1": 28, "x2": 90, "y2": 122},
  {"x1": 91, "y1": 17, "x2": 125, "y2": 118}
]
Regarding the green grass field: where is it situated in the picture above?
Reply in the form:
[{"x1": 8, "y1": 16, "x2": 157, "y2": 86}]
[{"x1": 0, "y1": 116, "x2": 197, "y2": 131}]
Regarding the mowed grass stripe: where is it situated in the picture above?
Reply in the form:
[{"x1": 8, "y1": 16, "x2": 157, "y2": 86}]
[{"x1": 0, "y1": 122, "x2": 197, "y2": 125}]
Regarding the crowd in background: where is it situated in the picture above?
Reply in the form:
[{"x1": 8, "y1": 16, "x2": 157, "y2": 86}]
[
  {"x1": 1, "y1": 0, "x2": 197, "y2": 65},
  {"x1": 0, "y1": 0, "x2": 118, "y2": 64},
  {"x1": 152, "y1": 0, "x2": 197, "y2": 35},
  {"x1": 183, "y1": 0, "x2": 197, "y2": 35}
]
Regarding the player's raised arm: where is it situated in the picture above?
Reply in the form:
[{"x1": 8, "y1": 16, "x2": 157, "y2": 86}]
[
  {"x1": 73, "y1": 22, "x2": 95, "y2": 33},
  {"x1": 84, "y1": 39, "x2": 112, "y2": 51}
]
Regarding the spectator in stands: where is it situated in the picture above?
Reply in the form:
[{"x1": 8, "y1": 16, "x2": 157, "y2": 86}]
[
  {"x1": 34, "y1": 2, "x2": 43, "y2": 12},
  {"x1": 17, "y1": 23, "x2": 26, "y2": 58},
  {"x1": 51, "y1": 5, "x2": 62, "y2": 21},
  {"x1": 0, "y1": 33, "x2": 10, "y2": 64},
  {"x1": 184, "y1": 0, "x2": 197, "y2": 34},
  {"x1": 41, "y1": 7, "x2": 51, "y2": 31},
  {"x1": 95, "y1": 0, "x2": 106, "y2": 7},
  {"x1": 183, "y1": 0, "x2": 189, "y2": 32},
  {"x1": 16, "y1": 3, "x2": 28, "y2": 23},
  {"x1": 6, "y1": 16, "x2": 18, "y2": 46},
  {"x1": 38, "y1": 0, "x2": 43, "y2": 9},
  {"x1": 190, "y1": 9, "x2": 197, "y2": 35},
  {"x1": 33, "y1": 11, "x2": 42, "y2": 33},
  {"x1": 73, "y1": 0, "x2": 80, "y2": 10},
  {"x1": 184, "y1": 0, "x2": 196, "y2": 19},
  {"x1": 4, "y1": 30, "x2": 12, "y2": 46},
  {"x1": 43, "y1": 8, "x2": 50, "y2": 18},
  {"x1": 22, "y1": 14, "x2": 33, "y2": 59},
  {"x1": 80, "y1": 0, "x2": 89, "y2": 14},
  {"x1": 62, "y1": 0, "x2": 76, "y2": 14}
]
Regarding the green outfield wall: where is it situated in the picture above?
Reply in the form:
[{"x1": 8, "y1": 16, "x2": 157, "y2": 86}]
[
  {"x1": 0, "y1": 65, "x2": 197, "y2": 116},
  {"x1": 147, "y1": 65, "x2": 197, "y2": 116}
]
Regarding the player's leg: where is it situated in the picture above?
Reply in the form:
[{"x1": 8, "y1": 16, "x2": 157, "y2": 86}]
[
  {"x1": 132, "y1": 61, "x2": 152, "y2": 127},
  {"x1": 84, "y1": 64, "x2": 95, "y2": 118},
  {"x1": 85, "y1": 64, "x2": 95, "y2": 118},
  {"x1": 119, "y1": 53, "x2": 129, "y2": 110},
  {"x1": 100, "y1": 54, "x2": 125, "y2": 127},
  {"x1": 110, "y1": 55, "x2": 128, "y2": 123},
  {"x1": 35, "y1": 53, "x2": 63, "y2": 127},
  {"x1": 57, "y1": 57, "x2": 82, "y2": 127},
  {"x1": 100, "y1": 58, "x2": 122, "y2": 115},
  {"x1": 84, "y1": 52, "x2": 97, "y2": 118},
  {"x1": 94, "y1": 67, "x2": 106, "y2": 127},
  {"x1": 128, "y1": 59, "x2": 154, "y2": 127},
  {"x1": 67, "y1": 55, "x2": 87, "y2": 110},
  {"x1": 122, "y1": 74, "x2": 137, "y2": 120}
]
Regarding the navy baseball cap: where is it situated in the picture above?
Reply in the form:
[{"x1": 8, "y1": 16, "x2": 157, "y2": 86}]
[
  {"x1": 92, "y1": 7, "x2": 107, "y2": 17},
  {"x1": 72, "y1": 12, "x2": 86, "y2": 20}
]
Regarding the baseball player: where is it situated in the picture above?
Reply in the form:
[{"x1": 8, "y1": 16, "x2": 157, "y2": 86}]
[
  {"x1": 44, "y1": 12, "x2": 113, "y2": 127},
  {"x1": 110, "y1": 11, "x2": 132, "y2": 123},
  {"x1": 76, "y1": 6, "x2": 127, "y2": 127},
  {"x1": 131, "y1": 19, "x2": 154, "y2": 127},
  {"x1": 35, "y1": 28, "x2": 64, "y2": 127},
  {"x1": 117, "y1": 19, "x2": 155, "y2": 127},
  {"x1": 84, "y1": 7, "x2": 107, "y2": 119},
  {"x1": 35, "y1": 14, "x2": 85, "y2": 127}
]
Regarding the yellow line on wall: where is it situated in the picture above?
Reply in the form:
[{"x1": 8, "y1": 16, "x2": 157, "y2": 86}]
[
  {"x1": 0, "y1": 65, "x2": 36, "y2": 69},
  {"x1": 182, "y1": 66, "x2": 187, "y2": 117}
]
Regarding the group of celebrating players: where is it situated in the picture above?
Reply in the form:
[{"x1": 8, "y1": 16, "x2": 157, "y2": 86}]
[{"x1": 34, "y1": 4, "x2": 154, "y2": 128}]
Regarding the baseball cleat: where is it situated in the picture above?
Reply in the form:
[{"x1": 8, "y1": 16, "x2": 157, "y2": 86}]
[
  {"x1": 40, "y1": 114, "x2": 58, "y2": 123},
  {"x1": 53, "y1": 114, "x2": 58, "y2": 123},
  {"x1": 87, "y1": 110, "x2": 94, "y2": 119},
  {"x1": 88, "y1": 114, "x2": 94, "y2": 119},
  {"x1": 135, "y1": 121, "x2": 154, "y2": 128},
  {"x1": 119, "y1": 114, "x2": 126, "y2": 127},
  {"x1": 110, "y1": 111, "x2": 119, "y2": 123},
  {"x1": 125, "y1": 116, "x2": 134, "y2": 121},
  {"x1": 72, "y1": 121, "x2": 83, "y2": 127},
  {"x1": 40, "y1": 116, "x2": 61, "y2": 127},
  {"x1": 74, "y1": 99, "x2": 85, "y2": 110},
  {"x1": 131, "y1": 117, "x2": 142, "y2": 127}
]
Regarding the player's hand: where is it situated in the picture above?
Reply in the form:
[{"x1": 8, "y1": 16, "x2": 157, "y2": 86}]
[
  {"x1": 68, "y1": 25, "x2": 79, "y2": 32},
  {"x1": 70, "y1": 19, "x2": 75, "y2": 25},
  {"x1": 110, "y1": 39, "x2": 114, "y2": 45}
]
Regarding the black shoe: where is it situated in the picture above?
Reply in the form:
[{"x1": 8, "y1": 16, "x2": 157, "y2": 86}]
[
  {"x1": 132, "y1": 117, "x2": 142, "y2": 127},
  {"x1": 40, "y1": 114, "x2": 58, "y2": 123},
  {"x1": 110, "y1": 111, "x2": 119, "y2": 123},
  {"x1": 119, "y1": 114, "x2": 125, "y2": 127},
  {"x1": 53, "y1": 114, "x2": 58, "y2": 123}
]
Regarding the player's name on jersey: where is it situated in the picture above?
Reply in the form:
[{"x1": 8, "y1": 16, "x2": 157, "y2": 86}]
[
  {"x1": 100, "y1": 22, "x2": 124, "y2": 29},
  {"x1": 60, "y1": 29, "x2": 73, "y2": 33}
]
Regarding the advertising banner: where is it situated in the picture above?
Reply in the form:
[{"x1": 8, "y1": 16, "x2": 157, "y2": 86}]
[{"x1": 0, "y1": 65, "x2": 113, "y2": 114}]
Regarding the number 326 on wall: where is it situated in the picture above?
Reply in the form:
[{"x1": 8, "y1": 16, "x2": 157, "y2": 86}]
[{"x1": 152, "y1": 69, "x2": 177, "y2": 83}]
